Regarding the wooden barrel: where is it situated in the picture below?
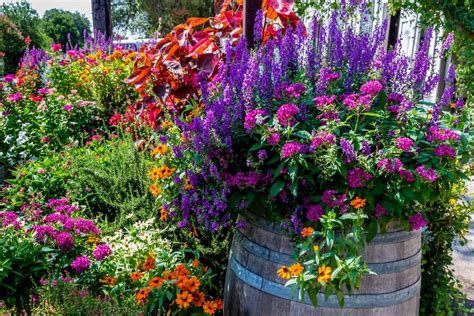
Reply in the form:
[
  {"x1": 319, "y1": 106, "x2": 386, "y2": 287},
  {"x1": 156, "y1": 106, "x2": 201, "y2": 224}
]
[{"x1": 224, "y1": 213, "x2": 421, "y2": 315}]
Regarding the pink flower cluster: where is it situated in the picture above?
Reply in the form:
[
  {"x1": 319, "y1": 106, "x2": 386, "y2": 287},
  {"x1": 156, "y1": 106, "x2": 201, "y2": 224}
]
[
  {"x1": 409, "y1": 213, "x2": 427, "y2": 230},
  {"x1": 244, "y1": 109, "x2": 267, "y2": 130},
  {"x1": 284, "y1": 83, "x2": 306, "y2": 98},
  {"x1": 360, "y1": 80, "x2": 383, "y2": 95},
  {"x1": 224, "y1": 171, "x2": 272, "y2": 188},
  {"x1": 281, "y1": 142, "x2": 304, "y2": 158},
  {"x1": 0, "y1": 211, "x2": 21, "y2": 229},
  {"x1": 71, "y1": 256, "x2": 91, "y2": 273},
  {"x1": 314, "y1": 95, "x2": 336, "y2": 107},
  {"x1": 426, "y1": 126, "x2": 460, "y2": 142},
  {"x1": 347, "y1": 167, "x2": 373, "y2": 188},
  {"x1": 433, "y1": 145, "x2": 456, "y2": 158},
  {"x1": 92, "y1": 244, "x2": 112, "y2": 261},
  {"x1": 416, "y1": 165, "x2": 438, "y2": 182},
  {"x1": 396, "y1": 137, "x2": 414, "y2": 152},
  {"x1": 310, "y1": 132, "x2": 336, "y2": 150},
  {"x1": 267, "y1": 132, "x2": 280, "y2": 146},
  {"x1": 276, "y1": 103, "x2": 299, "y2": 126},
  {"x1": 377, "y1": 158, "x2": 403, "y2": 173},
  {"x1": 374, "y1": 204, "x2": 388, "y2": 218},
  {"x1": 342, "y1": 94, "x2": 372, "y2": 110}
]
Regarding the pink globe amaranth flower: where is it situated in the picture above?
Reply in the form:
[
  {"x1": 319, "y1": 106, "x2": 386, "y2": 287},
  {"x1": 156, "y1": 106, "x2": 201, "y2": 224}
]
[
  {"x1": 51, "y1": 43, "x2": 62, "y2": 52},
  {"x1": 71, "y1": 256, "x2": 91, "y2": 273},
  {"x1": 433, "y1": 145, "x2": 456, "y2": 158},
  {"x1": 267, "y1": 132, "x2": 280, "y2": 146},
  {"x1": 409, "y1": 213, "x2": 427, "y2": 230},
  {"x1": 396, "y1": 137, "x2": 414, "y2": 152},
  {"x1": 415, "y1": 165, "x2": 438, "y2": 182},
  {"x1": 306, "y1": 205, "x2": 325, "y2": 221},
  {"x1": 276, "y1": 103, "x2": 299, "y2": 126},
  {"x1": 92, "y1": 244, "x2": 112, "y2": 261},
  {"x1": 360, "y1": 80, "x2": 383, "y2": 95},
  {"x1": 281, "y1": 142, "x2": 303, "y2": 158},
  {"x1": 244, "y1": 109, "x2": 267, "y2": 130}
]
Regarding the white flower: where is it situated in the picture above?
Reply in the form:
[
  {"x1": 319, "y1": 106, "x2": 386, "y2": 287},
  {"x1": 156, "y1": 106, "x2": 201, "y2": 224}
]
[{"x1": 4, "y1": 135, "x2": 12, "y2": 143}]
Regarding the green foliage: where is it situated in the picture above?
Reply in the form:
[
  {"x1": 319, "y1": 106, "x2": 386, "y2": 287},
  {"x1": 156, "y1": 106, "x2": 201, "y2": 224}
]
[
  {"x1": 67, "y1": 138, "x2": 158, "y2": 224},
  {"x1": 42, "y1": 9, "x2": 91, "y2": 48},
  {"x1": 0, "y1": 14, "x2": 25, "y2": 74},
  {"x1": 111, "y1": 0, "x2": 153, "y2": 37}
]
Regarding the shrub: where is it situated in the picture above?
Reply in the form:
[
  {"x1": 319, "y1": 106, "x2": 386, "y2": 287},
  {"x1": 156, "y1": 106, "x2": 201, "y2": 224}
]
[{"x1": 0, "y1": 14, "x2": 25, "y2": 75}]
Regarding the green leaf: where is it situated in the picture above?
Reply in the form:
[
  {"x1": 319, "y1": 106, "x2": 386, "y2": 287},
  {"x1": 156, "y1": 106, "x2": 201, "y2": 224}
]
[
  {"x1": 269, "y1": 180, "x2": 285, "y2": 197},
  {"x1": 367, "y1": 220, "x2": 378, "y2": 242},
  {"x1": 361, "y1": 112, "x2": 383, "y2": 118},
  {"x1": 377, "y1": 90, "x2": 387, "y2": 107},
  {"x1": 308, "y1": 286, "x2": 319, "y2": 307},
  {"x1": 249, "y1": 142, "x2": 264, "y2": 152}
]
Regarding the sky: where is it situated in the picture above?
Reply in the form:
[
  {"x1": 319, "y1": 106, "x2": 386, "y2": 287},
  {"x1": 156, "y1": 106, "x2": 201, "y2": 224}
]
[{"x1": 2, "y1": 0, "x2": 93, "y2": 23}]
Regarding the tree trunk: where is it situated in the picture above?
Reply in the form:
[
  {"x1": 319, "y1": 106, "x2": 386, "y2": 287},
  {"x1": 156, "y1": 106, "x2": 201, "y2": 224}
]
[{"x1": 91, "y1": 0, "x2": 112, "y2": 39}]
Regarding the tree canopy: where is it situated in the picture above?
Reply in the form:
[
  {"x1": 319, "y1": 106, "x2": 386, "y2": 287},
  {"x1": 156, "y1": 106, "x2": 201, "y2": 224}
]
[{"x1": 42, "y1": 9, "x2": 91, "y2": 48}]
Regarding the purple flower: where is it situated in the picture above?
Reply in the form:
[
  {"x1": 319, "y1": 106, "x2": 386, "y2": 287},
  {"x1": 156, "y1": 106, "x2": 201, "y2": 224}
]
[
  {"x1": 440, "y1": 33, "x2": 454, "y2": 55},
  {"x1": 42, "y1": 136, "x2": 50, "y2": 143},
  {"x1": 409, "y1": 213, "x2": 427, "y2": 230},
  {"x1": 347, "y1": 167, "x2": 373, "y2": 188},
  {"x1": 257, "y1": 149, "x2": 267, "y2": 160},
  {"x1": 236, "y1": 219, "x2": 247, "y2": 230},
  {"x1": 281, "y1": 142, "x2": 303, "y2": 158},
  {"x1": 63, "y1": 104, "x2": 73, "y2": 111},
  {"x1": 34, "y1": 225, "x2": 57, "y2": 243},
  {"x1": 314, "y1": 95, "x2": 336, "y2": 107},
  {"x1": 433, "y1": 145, "x2": 456, "y2": 158},
  {"x1": 244, "y1": 109, "x2": 267, "y2": 130},
  {"x1": 398, "y1": 169, "x2": 415, "y2": 183},
  {"x1": 310, "y1": 132, "x2": 336, "y2": 150},
  {"x1": 426, "y1": 126, "x2": 460, "y2": 142},
  {"x1": 374, "y1": 203, "x2": 388, "y2": 218},
  {"x1": 416, "y1": 165, "x2": 438, "y2": 182},
  {"x1": 74, "y1": 218, "x2": 100, "y2": 234},
  {"x1": 284, "y1": 83, "x2": 306, "y2": 98},
  {"x1": 55, "y1": 232, "x2": 74, "y2": 252},
  {"x1": 360, "y1": 80, "x2": 383, "y2": 94},
  {"x1": 276, "y1": 104, "x2": 299, "y2": 126},
  {"x1": 340, "y1": 138, "x2": 356, "y2": 163},
  {"x1": 396, "y1": 137, "x2": 414, "y2": 152},
  {"x1": 92, "y1": 244, "x2": 112, "y2": 261},
  {"x1": 0, "y1": 212, "x2": 21, "y2": 229},
  {"x1": 267, "y1": 132, "x2": 280, "y2": 146},
  {"x1": 361, "y1": 141, "x2": 371, "y2": 156},
  {"x1": 377, "y1": 158, "x2": 403, "y2": 173},
  {"x1": 321, "y1": 190, "x2": 347, "y2": 208},
  {"x1": 306, "y1": 205, "x2": 325, "y2": 221},
  {"x1": 71, "y1": 256, "x2": 91, "y2": 273}
]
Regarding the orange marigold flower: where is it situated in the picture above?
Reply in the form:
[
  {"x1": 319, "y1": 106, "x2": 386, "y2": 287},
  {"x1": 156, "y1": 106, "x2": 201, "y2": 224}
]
[
  {"x1": 130, "y1": 271, "x2": 143, "y2": 282},
  {"x1": 193, "y1": 292, "x2": 206, "y2": 307},
  {"x1": 289, "y1": 263, "x2": 304, "y2": 277},
  {"x1": 192, "y1": 259, "x2": 199, "y2": 268},
  {"x1": 149, "y1": 184, "x2": 161, "y2": 196},
  {"x1": 176, "y1": 291, "x2": 193, "y2": 309},
  {"x1": 143, "y1": 257, "x2": 155, "y2": 272},
  {"x1": 100, "y1": 275, "x2": 116, "y2": 286},
  {"x1": 317, "y1": 265, "x2": 332, "y2": 283},
  {"x1": 301, "y1": 227, "x2": 315, "y2": 237},
  {"x1": 203, "y1": 300, "x2": 218, "y2": 315},
  {"x1": 159, "y1": 206, "x2": 168, "y2": 221},
  {"x1": 148, "y1": 276, "x2": 163, "y2": 289},
  {"x1": 277, "y1": 266, "x2": 291, "y2": 279},
  {"x1": 135, "y1": 287, "x2": 151, "y2": 304},
  {"x1": 350, "y1": 197, "x2": 366, "y2": 209}
]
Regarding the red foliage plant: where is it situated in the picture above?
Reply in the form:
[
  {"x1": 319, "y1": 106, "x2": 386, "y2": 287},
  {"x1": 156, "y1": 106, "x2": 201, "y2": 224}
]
[{"x1": 117, "y1": 0, "x2": 299, "y2": 129}]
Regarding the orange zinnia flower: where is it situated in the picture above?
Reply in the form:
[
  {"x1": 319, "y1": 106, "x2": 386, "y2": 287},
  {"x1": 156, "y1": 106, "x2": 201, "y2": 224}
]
[
  {"x1": 277, "y1": 266, "x2": 291, "y2": 279},
  {"x1": 289, "y1": 263, "x2": 304, "y2": 277},
  {"x1": 176, "y1": 291, "x2": 193, "y2": 309},
  {"x1": 148, "y1": 276, "x2": 163, "y2": 289},
  {"x1": 215, "y1": 299, "x2": 224, "y2": 310},
  {"x1": 100, "y1": 275, "x2": 116, "y2": 286},
  {"x1": 162, "y1": 270, "x2": 175, "y2": 281},
  {"x1": 136, "y1": 287, "x2": 151, "y2": 304},
  {"x1": 143, "y1": 257, "x2": 155, "y2": 272},
  {"x1": 176, "y1": 276, "x2": 190, "y2": 290},
  {"x1": 301, "y1": 227, "x2": 315, "y2": 237},
  {"x1": 174, "y1": 264, "x2": 190, "y2": 277},
  {"x1": 203, "y1": 300, "x2": 218, "y2": 315},
  {"x1": 185, "y1": 276, "x2": 200, "y2": 293},
  {"x1": 130, "y1": 271, "x2": 143, "y2": 282},
  {"x1": 159, "y1": 206, "x2": 168, "y2": 221},
  {"x1": 317, "y1": 265, "x2": 332, "y2": 283},
  {"x1": 193, "y1": 292, "x2": 206, "y2": 307},
  {"x1": 192, "y1": 259, "x2": 199, "y2": 268},
  {"x1": 350, "y1": 197, "x2": 366, "y2": 209},
  {"x1": 149, "y1": 184, "x2": 161, "y2": 196}
]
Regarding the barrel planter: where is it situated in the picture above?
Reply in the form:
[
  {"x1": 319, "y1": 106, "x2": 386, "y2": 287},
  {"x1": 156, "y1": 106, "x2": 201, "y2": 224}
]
[{"x1": 224, "y1": 213, "x2": 421, "y2": 315}]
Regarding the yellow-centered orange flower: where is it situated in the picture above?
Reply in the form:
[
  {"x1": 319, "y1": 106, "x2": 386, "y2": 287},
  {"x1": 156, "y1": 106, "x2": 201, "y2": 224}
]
[
  {"x1": 99, "y1": 275, "x2": 116, "y2": 286},
  {"x1": 176, "y1": 291, "x2": 193, "y2": 309},
  {"x1": 289, "y1": 263, "x2": 304, "y2": 276},
  {"x1": 301, "y1": 227, "x2": 315, "y2": 237},
  {"x1": 184, "y1": 178, "x2": 193, "y2": 190},
  {"x1": 148, "y1": 167, "x2": 161, "y2": 181},
  {"x1": 277, "y1": 266, "x2": 291, "y2": 279},
  {"x1": 317, "y1": 265, "x2": 332, "y2": 283},
  {"x1": 350, "y1": 197, "x2": 366, "y2": 209}
]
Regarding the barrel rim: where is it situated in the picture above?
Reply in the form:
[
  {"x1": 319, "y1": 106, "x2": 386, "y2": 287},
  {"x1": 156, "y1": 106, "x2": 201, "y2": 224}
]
[{"x1": 228, "y1": 255, "x2": 421, "y2": 309}]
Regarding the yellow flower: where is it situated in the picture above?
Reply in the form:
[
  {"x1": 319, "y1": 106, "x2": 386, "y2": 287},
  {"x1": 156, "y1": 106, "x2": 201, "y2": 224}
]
[
  {"x1": 313, "y1": 245, "x2": 319, "y2": 252},
  {"x1": 151, "y1": 144, "x2": 168, "y2": 156},
  {"x1": 317, "y1": 265, "x2": 332, "y2": 283},
  {"x1": 148, "y1": 167, "x2": 161, "y2": 181},
  {"x1": 159, "y1": 206, "x2": 168, "y2": 221},
  {"x1": 289, "y1": 263, "x2": 304, "y2": 277},
  {"x1": 184, "y1": 178, "x2": 193, "y2": 190},
  {"x1": 449, "y1": 198, "x2": 457, "y2": 205},
  {"x1": 149, "y1": 184, "x2": 161, "y2": 196},
  {"x1": 277, "y1": 266, "x2": 291, "y2": 279},
  {"x1": 161, "y1": 120, "x2": 173, "y2": 129}
]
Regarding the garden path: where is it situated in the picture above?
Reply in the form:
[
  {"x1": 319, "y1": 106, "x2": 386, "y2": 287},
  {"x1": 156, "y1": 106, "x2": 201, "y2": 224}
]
[{"x1": 453, "y1": 178, "x2": 474, "y2": 305}]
